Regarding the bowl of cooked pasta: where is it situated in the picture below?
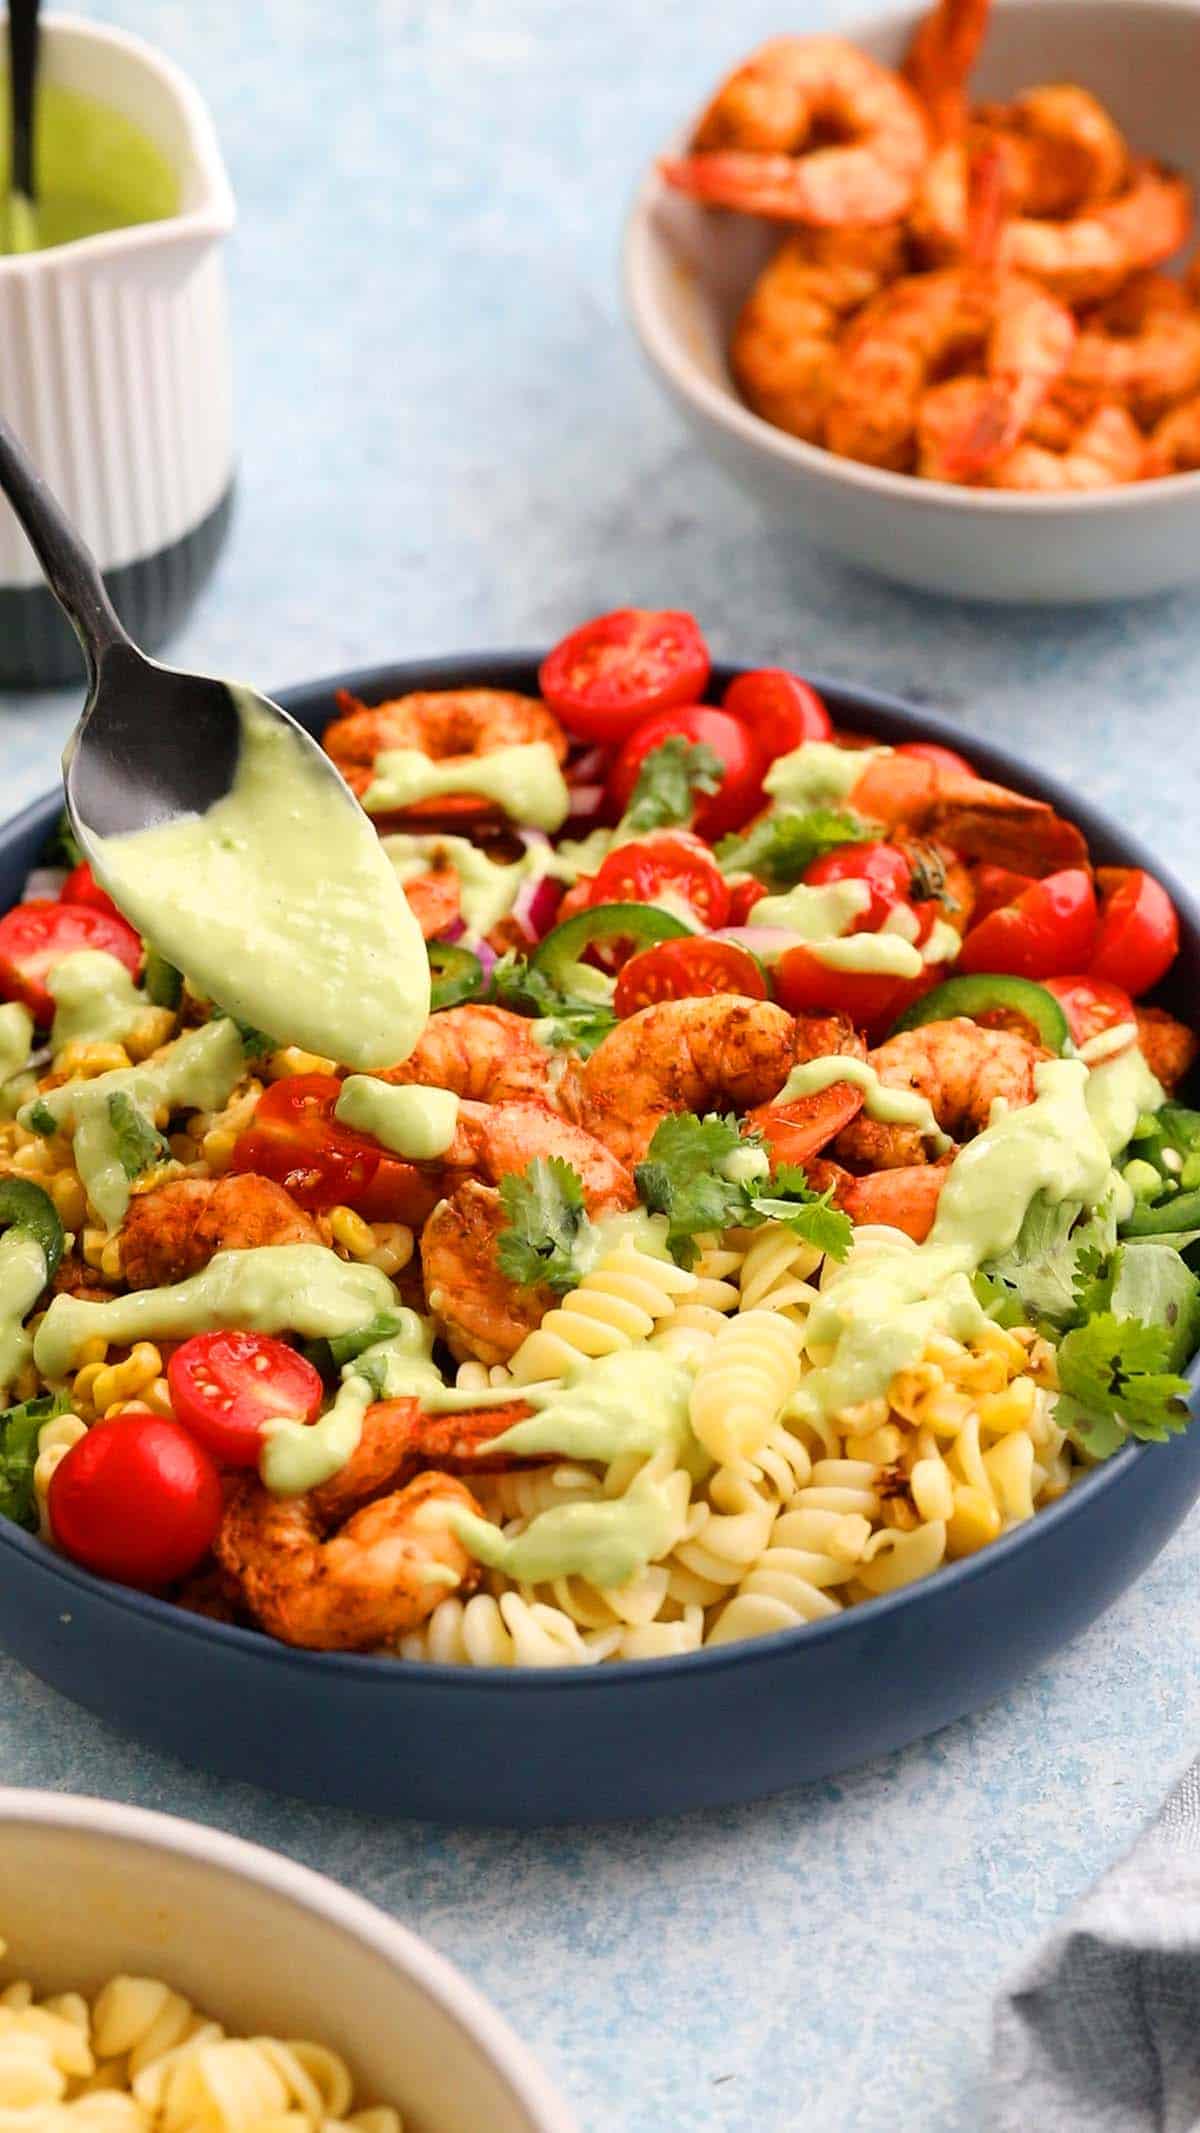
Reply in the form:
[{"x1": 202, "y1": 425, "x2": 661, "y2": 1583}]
[
  {"x1": 1, "y1": 639, "x2": 1199, "y2": 1824},
  {"x1": 0, "y1": 1788, "x2": 577, "y2": 2133},
  {"x1": 625, "y1": 0, "x2": 1200, "y2": 602}
]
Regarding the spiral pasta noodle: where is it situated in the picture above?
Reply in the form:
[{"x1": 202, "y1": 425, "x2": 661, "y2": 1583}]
[
  {"x1": 688, "y1": 1309, "x2": 803, "y2": 1466},
  {"x1": 395, "y1": 1590, "x2": 618, "y2": 1666},
  {"x1": 666, "y1": 1465, "x2": 780, "y2": 1607},
  {"x1": 0, "y1": 1950, "x2": 402, "y2": 2132},
  {"x1": 736, "y1": 1224, "x2": 824, "y2": 1317},
  {"x1": 507, "y1": 1241, "x2": 698, "y2": 1383},
  {"x1": 32, "y1": 1414, "x2": 88, "y2": 1540}
]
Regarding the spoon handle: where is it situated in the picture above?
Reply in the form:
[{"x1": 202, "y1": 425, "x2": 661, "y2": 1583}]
[
  {"x1": 0, "y1": 415, "x2": 130, "y2": 681},
  {"x1": 10, "y1": 0, "x2": 40, "y2": 201}
]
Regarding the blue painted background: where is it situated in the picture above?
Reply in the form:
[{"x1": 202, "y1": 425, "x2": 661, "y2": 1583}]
[{"x1": 3, "y1": 4, "x2": 1200, "y2": 2128}]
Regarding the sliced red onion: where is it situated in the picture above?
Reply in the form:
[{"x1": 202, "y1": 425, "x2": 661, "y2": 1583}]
[
  {"x1": 22, "y1": 868, "x2": 66, "y2": 901},
  {"x1": 564, "y1": 784, "x2": 606, "y2": 827},
  {"x1": 473, "y1": 939, "x2": 498, "y2": 986},
  {"x1": 567, "y1": 746, "x2": 610, "y2": 786},
  {"x1": 439, "y1": 915, "x2": 466, "y2": 944},
  {"x1": 510, "y1": 873, "x2": 564, "y2": 943}
]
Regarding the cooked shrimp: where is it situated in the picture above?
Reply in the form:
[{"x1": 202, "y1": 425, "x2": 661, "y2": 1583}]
[
  {"x1": 902, "y1": 0, "x2": 990, "y2": 147},
  {"x1": 1147, "y1": 392, "x2": 1200, "y2": 476},
  {"x1": 989, "y1": 400, "x2": 1146, "y2": 489},
  {"x1": 215, "y1": 1469, "x2": 481, "y2": 1652},
  {"x1": 748, "y1": 1011, "x2": 869, "y2": 1168},
  {"x1": 1135, "y1": 1007, "x2": 1199, "y2": 1094},
  {"x1": 1067, "y1": 274, "x2": 1200, "y2": 423},
  {"x1": 913, "y1": 89, "x2": 1129, "y2": 256},
  {"x1": 119, "y1": 1173, "x2": 320, "y2": 1290},
  {"x1": 999, "y1": 160, "x2": 1193, "y2": 304},
  {"x1": 450, "y1": 1099, "x2": 637, "y2": 1209},
  {"x1": 322, "y1": 687, "x2": 567, "y2": 822},
  {"x1": 813, "y1": 1155, "x2": 953, "y2": 1241},
  {"x1": 403, "y1": 862, "x2": 462, "y2": 942},
  {"x1": 833, "y1": 1018, "x2": 1043, "y2": 1170},
  {"x1": 377, "y1": 1003, "x2": 565, "y2": 1107},
  {"x1": 581, "y1": 995, "x2": 816, "y2": 1166},
  {"x1": 732, "y1": 224, "x2": 909, "y2": 441},
  {"x1": 660, "y1": 37, "x2": 930, "y2": 226},
  {"x1": 310, "y1": 1397, "x2": 534, "y2": 1524},
  {"x1": 915, "y1": 276, "x2": 1076, "y2": 482},
  {"x1": 847, "y1": 750, "x2": 1088, "y2": 874}
]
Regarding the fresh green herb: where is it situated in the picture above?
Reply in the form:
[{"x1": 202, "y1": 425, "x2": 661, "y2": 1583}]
[
  {"x1": 742, "y1": 1163, "x2": 853, "y2": 1261},
  {"x1": 982, "y1": 1193, "x2": 1118, "y2": 1329},
  {"x1": 634, "y1": 1117, "x2": 852, "y2": 1267},
  {"x1": 143, "y1": 945, "x2": 183, "y2": 1010},
  {"x1": 715, "y1": 807, "x2": 873, "y2": 889},
  {"x1": 327, "y1": 1312, "x2": 412, "y2": 1370},
  {"x1": 1057, "y1": 1314, "x2": 1191, "y2": 1456},
  {"x1": 207, "y1": 1008, "x2": 274, "y2": 1060},
  {"x1": 0, "y1": 1392, "x2": 69, "y2": 1529},
  {"x1": 26, "y1": 1100, "x2": 58, "y2": 1139},
  {"x1": 40, "y1": 808, "x2": 81, "y2": 871},
  {"x1": 106, "y1": 1092, "x2": 168, "y2": 1180},
  {"x1": 971, "y1": 1270, "x2": 1029, "y2": 1329},
  {"x1": 489, "y1": 951, "x2": 617, "y2": 1057},
  {"x1": 496, "y1": 1157, "x2": 595, "y2": 1293},
  {"x1": 618, "y1": 738, "x2": 723, "y2": 835}
]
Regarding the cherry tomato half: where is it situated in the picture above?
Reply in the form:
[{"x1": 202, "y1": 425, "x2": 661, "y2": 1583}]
[
  {"x1": 895, "y1": 741, "x2": 978, "y2": 778},
  {"x1": 804, "y1": 841, "x2": 927, "y2": 936},
  {"x1": 613, "y1": 936, "x2": 768, "y2": 1015},
  {"x1": 727, "y1": 878, "x2": 769, "y2": 925},
  {"x1": 722, "y1": 670, "x2": 832, "y2": 760},
  {"x1": 48, "y1": 1413, "x2": 223, "y2": 1589},
  {"x1": 60, "y1": 861, "x2": 122, "y2": 920},
  {"x1": 590, "y1": 830, "x2": 730, "y2": 928},
  {"x1": 969, "y1": 864, "x2": 1038, "y2": 928},
  {"x1": 1044, "y1": 975, "x2": 1137, "y2": 1049},
  {"x1": 1089, "y1": 868, "x2": 1179, "y2": 998},
  {"x1": 607, "y1": 707, "x2": 763, "y2": 840},
  {"x1": 539, "y1": 609, "x2": 711, "y2": 745},
  {"x1": 231, "y1": 1074, "x2": 439, "y2": 1223},
  {"x1": 0, "y1": 899, "x2": 142, "y2": 1024},
  {"x1": 772, "y1": 945, "x2": 940, "y2": 1039},
  {"x1": 168, "y1": 1330, "x2": 325, "y2": 1467},
  {"x1": 957, "y1": 869, "x2": 1098, "y2": 981}
]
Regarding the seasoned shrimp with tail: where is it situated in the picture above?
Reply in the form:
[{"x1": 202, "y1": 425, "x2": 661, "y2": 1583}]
[
  {"x1": 322, "y1": 686, "x2": 567, "y2": 825},
  {"x1": 833, "y1": 1018, "x2": 1045, "y2": 1169},
  {"x1": 847, "y1": 750, "x2": 1087, "y2": 874},
  {"x1": 378, "y1": 1003, "x2": 570, "y2": 1109},
  {"x1": 119, "y1": 1174, "x2": 321, "y2": 1290}
]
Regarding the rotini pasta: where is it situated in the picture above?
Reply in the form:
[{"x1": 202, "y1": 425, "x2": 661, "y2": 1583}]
[
  {"x1": 688, "y1": 1308, "x2": 803, "y2": 1465},
  {"x1": 506, "y1": 1240, "x2": 698, "y2": 1383},
  {"x1": 0, "y1": 1947, "x2": 402, "y2": 2132},
  {"x1": 735, "y1": 1223, "x2": 824, "y2": 1317},
  {"x1": 395, "y1": 1590, "x2": 618, "y2": 1666}
]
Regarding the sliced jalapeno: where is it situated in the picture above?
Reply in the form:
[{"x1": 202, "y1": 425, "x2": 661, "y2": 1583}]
[
  {"x1": 889, "y1": 974, "x2": 1070, "y2": 1054},
  {"x1": 0, "y1": 1176, "x2": 64, "y2": 1280},
  {"x1": 428, "y1": 942, "x2": 484, "y2": 1014},
  {"x1": 530, "y1": 902, "x2": 691, "y2": 999}
]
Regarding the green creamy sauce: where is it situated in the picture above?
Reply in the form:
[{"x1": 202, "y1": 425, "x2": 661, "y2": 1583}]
[
  {"x1": 47, "y1": 951, "x2": 147, "y2": 1053},
  {"x1": 792, "y1": 1057, "x2": 1129, "y2": 1423},
  {"x1": 0, "y1": 1230, "x2": 46, "y2": 1395},
  {"x1": 749, "y1": 878, "x2": 922, "y2": 977},
  {"x1": 450, "y1": 1351, "x2": 706, "y2": 1588},
  {"x1": 91, "y1": 691, "x2": 430, "y2": 1071},
  {"x1": 1086, "y1": 1046, "x2": 1165, "y2": 1157},
  {"x1": 262, "y1": 1372, "x2": 375, "y2": 1496},
  {"x1": 363, "y1": 743, "x2": 570, "y2": 833},
  {"x1": 335, "y1": 1077, "x2": 459, "y2": 1160},
  {"x1": 774, "y1": 1055, "x2": 951, "y2": 1152},
  {"x1": 383, "y1": 833, "x2": 530, "y2": 939},
  {"x1": 0, "y1": 81, "x2": 178, "y2": 254},
  {"x1": 20, "y1": 1018, "x2": 244, "y2": 1230},
  {"x1": 762, "y1": 740, "x2": 889, "y2": 810},
  {"x1": 0, "y1": 1001, "x2": 32, "y2": 1084},
  {"x1": 34, "y1": 1244, "x2": 397, "y2": 1381}
]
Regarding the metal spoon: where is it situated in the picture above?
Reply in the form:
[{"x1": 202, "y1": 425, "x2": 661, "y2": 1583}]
[
  {"x1": 0, "y1": 416, "x2": 355, "y2": 852},
  {"x1": 7, "y1": 0, "x2": 40, "y2": 255}
]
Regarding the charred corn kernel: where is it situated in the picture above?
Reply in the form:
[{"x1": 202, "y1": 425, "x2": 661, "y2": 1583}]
[
  {"x1": 978, "y1": 1376, "x2": 1038, "y2": 1435},
  {"x1": 910, "y1": 1456, "x2": 955, "y2": 1523},
  {"x1": 123, "y1": 1008, "x2": 177, "y2": 1062},
  {"x1": 947, "y1": 1484, "x2": 1002, "y2": 1557},
  {"x1": 367, "y1": 1223, "x2": 413, "y2": 1275},
  {"x1": 329, "y1": 1206, "x2": 377, "y2": 1260},
  {"x1": 200, "y1": 1126, "x2": 239, "y2": 1172},
  {"x1": 973, "y1": 1322, "x2": 1029, "y2": 1375},
  {"x1": 1027, "y1": 1337, "x2": 1059, "y2": 1389},
  {"x1": 923, "y1": 1385, "x2": 973, "y2": 1435},
  {"x1": 91, "y1": 1344, "x2": 162, "y2": 1413},
  {"x1": 880, "y1": 1495, "x2": 919, "y2": 1532},
  {"x1": 267, "y1": 1046, "x2": 336, "y2": 1080},
  {"x1": 888, "y1": 1363, "x2": 944, "y2": 1421},
  {"x1": 839, "y1": 1396, "x2": 889, "y2": 1436},
  {"x1": 844, "y1": 1423, "x2": 903, "y2": 1464},
  {"x1": 46, "y1": 1171, "x2": 88, "y2": 1229},
  {"x1": 55, "y1": 1040, "x2": 132, "y2": 1079}
]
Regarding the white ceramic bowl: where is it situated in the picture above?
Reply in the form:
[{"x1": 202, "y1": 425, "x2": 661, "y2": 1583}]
[
  {"x1": 625, "y1": 0, "x2": 1200, "y2": 604},
  {"x1": 0, "y1": 1790, "x2": 577, "y2": 2133}
]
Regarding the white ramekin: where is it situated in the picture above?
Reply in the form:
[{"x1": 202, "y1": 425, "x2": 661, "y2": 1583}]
[
  {"x1": 0, "y1": 12, "x2": 235, "y2": 682},
  {"x1": 0, "y1": 1789, "x2": 578, "y2": 2133}
]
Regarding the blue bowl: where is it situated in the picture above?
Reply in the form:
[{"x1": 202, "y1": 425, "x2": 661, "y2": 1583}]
[{"x1": 2, "y1": 654, "x2": 1198, "y2": 1826}]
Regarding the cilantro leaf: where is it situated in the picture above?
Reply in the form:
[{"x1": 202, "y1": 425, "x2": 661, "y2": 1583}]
[
  {"x1": 618, "y1": 738, "x2": 723, "y2": 835},
  {"x1": 26, "y1": 1100, "x2": 58, "y2": 1139},
  {"x1": 488, "y1": 952, "x2": 616, "y2": 1057},
  {"x1": 1072, "y1": 1242, "x2": 1116, "y2": 1323},
  {"x1": 715, "y1": 807, "x2": 874, "y2": 889},
  {"x1": 496, "y1": 1157, "x2": 595, "y2": 1293},
  {"x1": 634, "y1": 1113, "x2": 747, "y2": 1268},
  {"x1": 743, "y1": 1164, "x2": 853, "y2": 1262},
  {"x1": 982, "y1": 1194, "x2": 1118, "y2": 1330},
  {"x1": 143, "y1": 945, "x2": 183, "y2": 1010},
  {"x1": 106, "y1": 1092, "x2": 169, "y2": 1181},
  {"x1": 971, "y1": 1270, "x2": 1029, "y2": 1329},
  {"x1": 1057, "y1": 1312, "x2": 1191, "y2": 1452},
  {"x1": 0, "y1": 1392, "x2": 69, "y2": 1529}
]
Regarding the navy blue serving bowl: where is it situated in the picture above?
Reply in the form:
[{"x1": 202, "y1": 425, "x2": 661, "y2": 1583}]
[{"x1": 2, "y1": 654, "x2": 1199, "y2": 1826}]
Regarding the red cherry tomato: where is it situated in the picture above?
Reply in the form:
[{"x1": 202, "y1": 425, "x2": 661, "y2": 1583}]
[
  {"x1": 607, "y1": 707, "x2": 763, "y2": 840},
  {"x1": 727, "y1": 878, "x2": 769, "y2": 925},
  {"x1": 60, "y1": 861, "x2": 122, "y2": 920},
  {"x1": 722, "y1": 670, "x2": 832, "y2": 760},
  {"x1": 539, "y1": 610, "x2": 710, "y2": 744},
  {"x1": 957, "y1": 869, "x2": 1098, "y2": 981},
  {"x1": 590, "y1": 831, "x2": 730, "y2": 928},
  {"x1": 804, "y1": 841, "x2": 921, "y2": 934},
  {"x1": 1044, "y1": 975, "x2": 1137, "y2": 1048},
  {"x1": 773, "y1": 945, "x2": 940, "y2": 1039},
  {"x1": 613, "y1": 936, "x2": 768, "y2": 1015},
  {"x1": 970, "y1": 864, "x2": 1038, "y2": 927},
  {"x1": 168, "y1": 1331, "x2": 324, "y2": 1467},
  {"x1": 48, "y1": 1413, "x2": 222, "y2": 1589},
  {"x1": 231, "y1": 1074, "x2": 439, "y2": 1223},
  {"x1": 1088, "y1": 868, "x2": 1179, "y2": 998},
  {"x1": 0, "y1": 900, "x2": 142, "y2": 1023},
  {"x1": 895, "y1": 741, "x2": 978, "y2": 777}
]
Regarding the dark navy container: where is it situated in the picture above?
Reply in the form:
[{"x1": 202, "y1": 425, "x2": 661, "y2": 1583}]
[{"x1": 1, "y1": 657, "x2": 1197, "y2": 1824}]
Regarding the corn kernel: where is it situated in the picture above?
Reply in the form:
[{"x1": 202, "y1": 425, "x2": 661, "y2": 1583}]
[
  {"x1": 978, "y1": 1376, "x2": 1037, "y2": 1436},
  {"x1": 910, "y1": 1456, "x2": 955, "y2": 1523},
  {"x1": 839, "y1": 1396, "x2": 889, "y2": 1435},
  {"x1": 71, "y1": 1361, "x2": 107, "y2": 1416},
  {"x1": 123, "y1": 1008, "x2": 177, "y2": 1062},
  {"x1": 47, "y1": 1171, "x2": 87, "y2": 1229},
  {"x1": 81, "y1": 1228, "x2": 109, "y2": 1272},
  {"x1": 99, "y1": 1237, "x2": 123, "y2": 1282},
  {"x1": 972, "y1": 1321, "x2": 1028, "y2": 1376},
  {"x1": 367, "y1": 1223, "x2": 414, "y2": 1276},
  {"x1": 200, "y1": 1127, "x2": 239, "y2": 1172},
  {"x1": 91, "y1": 1343, "x2": 163, "y2": 1414},
  {"x1": 77, "y1": 1338, "x2": 109, "y2": 1368},
  {"x1": 946, "y1": 1484, "x2": 1002, "y2": 1557},
  {"x1": 55, "y1": 1040, "x2": 132, "y2": 1080},
  {"x1": 844, "y1": 1423, "x2": 903, "y2": 1464},
  {"x1": 888, "y1": 1363, "x2": 944, "y2": 1422},
  {"x1": 266, "y1": 1046, "x2": 337, "y2": 1080},
  {"x1": 880, "y1": 1495, "x2": 919, "y2": 1532},
  {"x1": 329, "y1": 1205, "x2": 377, "y2": 1260}
]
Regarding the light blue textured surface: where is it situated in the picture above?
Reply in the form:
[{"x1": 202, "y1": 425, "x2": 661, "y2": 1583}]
[{"x1": 3, "y1": 4, "x2": 1200, "y2": 2129}]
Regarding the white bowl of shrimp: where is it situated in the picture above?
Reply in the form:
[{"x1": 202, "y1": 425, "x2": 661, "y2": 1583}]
[
  {"x1": 0, "y1": 1788, "x2": 578, "y2": 2133},
  {"x1": 625, "y1": 0, "x2": 1200, "y2": 603}
]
